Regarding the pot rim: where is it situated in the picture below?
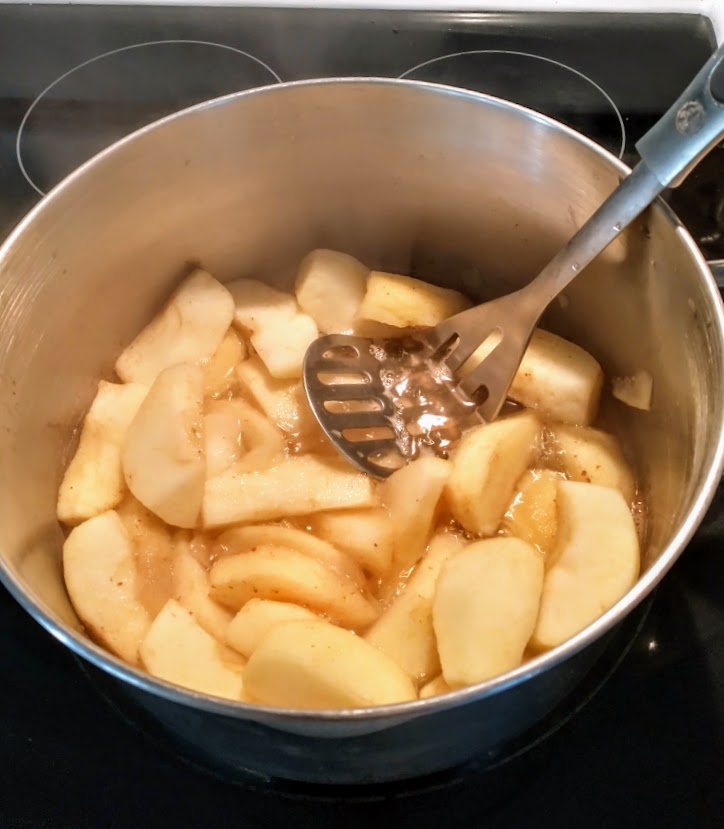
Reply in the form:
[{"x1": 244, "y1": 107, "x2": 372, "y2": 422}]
[{"x1": 2, "y1": 76, "x2": 723, "y2": 723}]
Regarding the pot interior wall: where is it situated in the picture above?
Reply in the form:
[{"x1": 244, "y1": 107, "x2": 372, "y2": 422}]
[{"x1": 0, "y1": 81, "x2": 720, "y2": 666}]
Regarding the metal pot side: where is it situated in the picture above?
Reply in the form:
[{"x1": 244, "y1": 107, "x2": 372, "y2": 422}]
[{"x1": 0, "y1": 79, "x2": 722, "y2": 782}]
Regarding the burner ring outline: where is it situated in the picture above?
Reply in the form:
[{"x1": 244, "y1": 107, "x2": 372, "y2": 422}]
[
  {"x1": 16, "y1": 39, "x2": 282, "y2": 196},
  {"x1": 398, "y1": 49, "x2": 626, "y2": 160}
]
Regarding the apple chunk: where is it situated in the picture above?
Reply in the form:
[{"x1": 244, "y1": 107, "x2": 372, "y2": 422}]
[
  {"x1": 244, "y1": 619, "x2": 416, "y2": 708},
  {"x1": 550, "y1": 424, "x2": 636, "y2": 504},
  {"x1": 235, "y1": 356, "x2": 321, "y2": 443},
  {"x1": 226, "y1": 598, "x2": 319, "y2": 658},
  {"x1": 294, "y1": 249, "x2": 369, "y2": 334},
  {"x1": 204, "y1": 327, "x2": 246, "y2": 398},
  {"x1": 382, "y1": 456, "x2": 452, "y2": 573},
  {"x1": 358, "y1": 271, "x2": 471, "y2": 328},
  {"x1": 63, "y1": 510, "x2": 152, "y2": 665},
  {"x1": 115, "y1": 269, "x2": 234, "y2": 384},
  {"x1": 203, "y1": 454, "x2": 376, "y2": 528},
  {"x1": 226, "y1": 278, "x2": 318, "y2": 379},
  {"x1": 216, "y1": 524, "x2": 366, "y2": 587},
  {"x1": 309, "y1": 508, "x2": 394, "y2": 577},
  {"x1": 502, "y1": 469, "x2": 562, "y2": 559},
  {"x1": 445, "y1": 411, "x2": 541, "y2": 537},
  {"x1": 139, "y1": 599, "x2": 245, "y2": 700},
  {"x1": 419, "y1": 675, "x2": 452, "y2": 699},
  {"x1": 433, "y1": 537, "x2": 544, "y2": 687},
  {"x1": 365, "y1": 532, "x2": 466, "y2": 684},
  {"x1": 508, "y1": 328, "x2": 603, "y2": 426},
  {"x1": 209, "y1": 546, "x2": 378, "y2": 630},
  {"x1": 172, "y1": 542, "x2": 233, "y2": 641},
  {"x1": 57, "y1": 381, "x2": 148, "y2": 525},
  {"x1": 531, "y1": 481, "x2": 640, "y2": 650},
  {"x1": 122, "y1": 363, "x2": 205, "y2": 528}
]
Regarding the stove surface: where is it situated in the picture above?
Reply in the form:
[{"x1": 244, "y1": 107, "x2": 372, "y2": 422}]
[{"x1": 1, "y1": 6, "x2": 723, "y2": 827}]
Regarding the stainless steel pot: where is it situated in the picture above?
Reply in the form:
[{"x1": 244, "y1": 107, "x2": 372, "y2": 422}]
[{"x1": 1, "y1": 79, "x2": 723, "y2": 784}]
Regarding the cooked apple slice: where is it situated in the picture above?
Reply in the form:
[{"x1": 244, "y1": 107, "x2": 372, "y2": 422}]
[
  {"x1": 365, "y1": 532, "x2": 466, "y2": 683},
  {"x1": 611, "y1": 370, "x2": 653, "y2": 411},
  {"x1": 531, "y1": 481, "x2": 640, "y2": 650},
  {"x1": 382, "y1": 456, "x2": 451, "y2": 573},
  {"x1": 139, "y1": 599, "x2": 245, "y2": 700},
  {"x1": 236, "y1": 356, "x2": 318, "y2": 436},
  {"x1": 204, "y1": 328, "x2": 246, "y2": 397},
  {"x1": 226, "y1": 598, "x2": 319, "y2": 658},
  {"x1": 294, "y1": 249, "x2": 370, "y2": 334},
  {"x1": 115, "y1": 269, "x2": 234, "y2": 384},
  {"x1": 122, "y1": 363, "x2": 205, "y2": 528},
  {"x1": 209, "y1": 546, "x2": 378, "y2": 630},
  {"x1": 203, "y1": 454, "x2": 376, "y2": 528},
  {"x1": 251, "y1": 311, "x2": 318, "y2": 380},
  {"x1": 501, "y1": 469, "x2": 562, "y2": 559},
  {"x1": 116, "y1": 496, "x2": 175, "y2": 617},
  {"x1": 358, "y1": 271, "x2": 471, "y2": 328},
  {"x1": 226, "y1": 278, "x2": 318, "y2": 379},
  {"x1": 63, "y1": 510, "x2": 151, "y2": 665},
  {"x1": 205, "y1": 396, "x2": 286, "y2": 478},
  {"x1": 226, "y1": 277, "x2": 298, "y2": 331},
  {"x1": 203, "y1": 404, "x2": 244, "y2": 480},
  {"x1": 215, "y1": 524, "x2": 366, "y2": 587},
  {"x1": 173, "y1": 542, "x2": 233, "y2": 641},
  {"x1": 419, "y1": 675, "x2": 452, "y2": 699},
  {"x1": 309, "y1": 508, "x2": 394, "y2": 577},
  {"x1": 445, "y1": 411, "x2": 541, "y2": 537},
  {"x1": 433, "y1": 537, "x2": 544, "y2": 687},
  {"x1": 508, "y1": 329, "x2": 603, "y2": 426},
  {"x1": 244, "y1": 619, "x2": 416, "y2": 708},
  {"x1": 57, "y1": 381, "x2": 148, "y2": 525},
  {"x1": 550, "y1": 424, "x2": 636, "y2": 504}
]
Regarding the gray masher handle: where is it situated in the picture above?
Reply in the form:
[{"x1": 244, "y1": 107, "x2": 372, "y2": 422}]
[{"x1": 518, "y1": 41, "x2": 724, "y2": 309}]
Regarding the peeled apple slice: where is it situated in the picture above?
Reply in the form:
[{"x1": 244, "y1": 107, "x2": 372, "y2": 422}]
[
  {"x1": 251, "y1": 312, "x2": 318, "y2": 380},
  {"x1": 203, "y1": 454, "x2": 376, "y2": 528},
  {"x1": 204, "y1": 328, "x2": 246, "y2": 397},
  {"x1": 383, "y1": 456, "x2": 452, "y2": 573},
  {"x1": 203, "y1": 404, "x2": 244, "y2": 480},
  {"x1": 226, "y1": 278, "x2": 298, "y2": 331},
  {"x1": 215, "y1": 524, "x2": 366, "y2": 587},
  {"x1": 139, "y1": 599, "x2": 245, "y2": 700},
  {"x1": 502, "y1": 469, "x2": 562, "y2": 559},
  {"x1": 209, "y1": 546, "x2": 378, "y2": 630},
  {"x1": 205, "y1": 396, "x2": 286, "y2": 478},
  {"x1": 358, "y1": 271, "x2": 471, "y2": 328},
  {"x1": 226, "y1": 598, "x2": 319, "y2": 658},
  {"x1": 122, "y1": 363, "x2": 205, "y2": 528},
  {"x1": 57, "y1": 381, "x2": 148, "y2": 525},
  {"x1": 508, "y1": 329, "x2": 603, "y2": 426},
  {"x1": 550, "y1": 424, "x2": 636, "y2": 504},
  {"x1": 294, "y1": 249, "x2": 369, "y2": 334},
  {"x1": 115, "y1": 269, "x2": 234, "y2": 385},
  {"x1": 172, "y1": 542, "x2": 233, "y2": 641},
  {"x1": 531, "y1": 481, "x2": 640, "y2": 651},
  {"x1": 116, "y1": 496, "x2": 176, "y2": 617},
  {"x1": 244, "y1": 619, "x2": 417, "y2": 708},
  {"x1": 63, "y1": 510, "x2": 151, "y2": 665},
  {"x1": 433, "y1": 537, "x2": 544, "y2": 687},
  {"x1": 445, "y1": 411, "x2": 541, "y2": 537},
  {"x1": 226, "y1": 278, "x2": 318, "y2": 379},
  {"x1": 236, "y1": 356, "x2": 316, "y2": 436},
  {"x1": 365, "y1": 532, "x2": 467, "y2": 684},
  {"x1": 309, "y1": 507, "x2": 394, "y2": 577},
  {"x1": 419, "y1": 675, "x2": 452, "y2": 699}
]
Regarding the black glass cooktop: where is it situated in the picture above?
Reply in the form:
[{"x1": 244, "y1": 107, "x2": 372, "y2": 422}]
[{"x1": 1, "y1": 6, "x2": 723, "y2": 827}]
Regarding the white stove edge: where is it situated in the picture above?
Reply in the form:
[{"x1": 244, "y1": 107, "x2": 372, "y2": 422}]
[{"x1": 1, "y1": 0, "x2": 721, "y2": 41}]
